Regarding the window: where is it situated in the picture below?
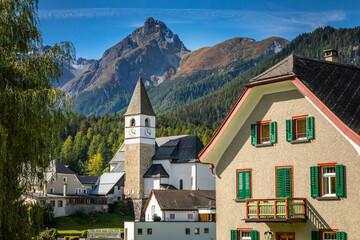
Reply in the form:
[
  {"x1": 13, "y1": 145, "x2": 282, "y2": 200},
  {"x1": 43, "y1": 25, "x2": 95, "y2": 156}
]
[
  {"x1": 50, "y1": 200, "x2": 55, "y2": 207},
  {"x1": 74, "y1": 179, "x2": 77, "y2": 183},
  {"x1": 52, "y1": 177, "x2": 56, "y2": 182},
  {"x1": 147, "y1": 228, "x2": 152, "y2": 235},
  {"x1": 286, "y1": 115, "x2": 314, "y2": 141},
  {"x1": 84, "y1": 189, "x2": 87, "y2": 194},
  {"x1": 312, "y1": 230, "x2": 346, "y2": 240},
  {"x1": 50, "y1": 188, "x2": 54, "y2": 194},
  {"x1": 236, "y1": 169, "x2": 251, "y2": 199},
  {"x1": 276, "y1": 167, "x2": 292, "y2": 198},
  {"x1": 63, "y1": 177, "x2": 67, "y2": 183},
  {"x1": 187, "y1": 214, "x2": 193, "y2": 219},
  {"x1": 170, "y1": 214, "x2": 175, "y2": 220},
  {"x1": 145, "y1": 118, "x2": 150, "y2": 127},
  {"x1": 179, "y1": 179, "x2": 183, "y2": 190},
  {"x1": 241, "y1": 231, "x2": 251, "y2": 240},
  {"x1": 204, "y1": 228, "x2": 209, "y2": 234},
  {"x1": 58, "y1": 200, "x2": 63, "y2": 207},
  {"x1": 185, "y1": 228, "x2": 190, "y2": 235},
  {"x1": 130, "y1": 118, "x2": 135, "y2": 126},
  {"x1": 195, "y1": 228, "x2": 200, "y2": 235},
  {"x1": 251, "y1": 121, "x2": 277, "y2": 145},
  {"x1": 310, "y1": 164, "x2": 344, "y2": 198},
  {"x1": 137, "y1": 228, "x2": 142, "y2": 235}
]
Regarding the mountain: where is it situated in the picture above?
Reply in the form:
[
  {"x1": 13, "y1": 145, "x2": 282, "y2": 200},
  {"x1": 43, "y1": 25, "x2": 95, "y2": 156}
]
[
  {"x1": 148, "y1": 36, "x2": 288, "y2": 114},
  {"x1": 62, "y1": 17, "x2": 189, "y2": 115},
  {"x1": 165, "y1": 26, "x2": 360, "y2": 130}
]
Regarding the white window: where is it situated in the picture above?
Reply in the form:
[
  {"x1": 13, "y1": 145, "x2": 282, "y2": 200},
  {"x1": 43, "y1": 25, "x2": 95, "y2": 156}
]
[
  {"x1": 241, "y1": 231, "x2": 251, "y2": 240},
  {"x1": 170, "y1": 214, "x2": 175, "y2": 220},
  {"x1": 323, "y1": 232, "x2": 336, "y2": 240},
  {"x1": 187, "y1": 214, "x2": 193, "y2": 219},
  {"x1": 74, "y1": 179, "x2": 78, "y2": 183},
  {"x1": 259, "y1": 122, "x2": 270, "y2": 143},
  {"x1": 294, "y1": 118, "x2": 307, "y2": 140},
  {"x1": 63, "y1": 177, "x2": 67, "y2": 183},
  {"x1": 50, "y1": 188, "x2": 54, "y2": 193},
  {"x1": 84, "y1": 189, "x2": 87, "y2": 194},
  {"x1": 322, "y1": 166, "x2": 336, "y2": 196}
]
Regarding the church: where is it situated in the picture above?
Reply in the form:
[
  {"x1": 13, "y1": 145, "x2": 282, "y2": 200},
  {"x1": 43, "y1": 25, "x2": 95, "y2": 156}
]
[{"x1": 109, "y1": 76, "x2": 215, "y2": 220}]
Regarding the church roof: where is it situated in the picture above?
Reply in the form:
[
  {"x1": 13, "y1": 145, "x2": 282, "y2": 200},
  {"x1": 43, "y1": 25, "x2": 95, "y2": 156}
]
[
  {"x1": 143, "y1": 164, "x2": 169, "y2": 178},
  {"x1": 251, "y1": 54, "x2": 360, "y2": 135},
  {"x1": 146, "y1": 190, "x2": 216, "y2": 211},
  {"x1": 125, "y1": 76, "x2": 156, "y2": 116}
]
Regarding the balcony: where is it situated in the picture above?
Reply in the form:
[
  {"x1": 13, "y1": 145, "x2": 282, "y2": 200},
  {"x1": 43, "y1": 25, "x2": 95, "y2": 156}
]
[{"x1": 244, "y1": 198, "x2": 307, "y2": 223}]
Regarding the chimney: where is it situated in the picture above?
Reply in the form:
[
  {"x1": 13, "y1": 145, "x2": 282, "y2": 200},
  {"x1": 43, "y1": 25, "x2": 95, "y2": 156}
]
[
  {"x1": 43, "y1": 180, "x2": 47, "y2": 196},
  {"x1": 324, "y1": 49, "x2": 339, "y2": 62},
  {"x1": 63, "y1": 184, "x2": 67, "y2": 197}
]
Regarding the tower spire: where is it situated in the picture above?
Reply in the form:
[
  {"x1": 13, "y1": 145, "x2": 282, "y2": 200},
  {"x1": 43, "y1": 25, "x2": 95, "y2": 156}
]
[{"x1": 125, "y1": 75, "x2": 155, "y2": 116}]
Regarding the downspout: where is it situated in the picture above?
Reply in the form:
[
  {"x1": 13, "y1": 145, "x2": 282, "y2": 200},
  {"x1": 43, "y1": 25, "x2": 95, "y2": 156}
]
[{"x1": 209, "y1": 164, "x2": 216, "y2": 178}]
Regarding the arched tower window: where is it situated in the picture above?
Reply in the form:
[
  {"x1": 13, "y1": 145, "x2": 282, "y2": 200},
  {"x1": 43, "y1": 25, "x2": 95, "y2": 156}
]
[
  {"x1": 130, "y1": 118, "x2": 135, "y2": 126},
  {"x1": 145, "y1": 118, "x2": 150, "y2": 127},
  {"x1": 179, "y1": 179, "x2": 183, "y2": 190}
]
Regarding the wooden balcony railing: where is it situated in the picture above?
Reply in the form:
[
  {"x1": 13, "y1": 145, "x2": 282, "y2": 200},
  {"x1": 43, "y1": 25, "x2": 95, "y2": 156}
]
[{"x1": 245, "y1": 198, "x2": 307, "y2": 223}]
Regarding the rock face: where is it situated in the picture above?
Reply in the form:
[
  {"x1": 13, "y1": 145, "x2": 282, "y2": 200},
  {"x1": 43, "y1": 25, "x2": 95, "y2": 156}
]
[{"x1": 62, "y1": 17, "x2": 189, "y2": 106}]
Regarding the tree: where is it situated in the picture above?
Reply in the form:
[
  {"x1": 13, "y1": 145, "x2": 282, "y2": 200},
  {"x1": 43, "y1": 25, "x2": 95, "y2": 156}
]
[
  {"x1": 0, "y1": 1, "x2": 74, "y2": 238},
  {"x1": 86, "y1": 154, "x2": 105, "y2": 176}
]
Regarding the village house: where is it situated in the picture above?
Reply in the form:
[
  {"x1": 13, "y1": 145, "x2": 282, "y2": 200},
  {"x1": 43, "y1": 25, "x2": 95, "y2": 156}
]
[
  {"x1": 199, "y1": 51, "x2": 360, "y2": 240},
  {"x1": 110, "y1": 76, "x2": 215, "y2": 220},
  {"x1": 124, "y1": 190, "x2": 216, "y2": 240}
]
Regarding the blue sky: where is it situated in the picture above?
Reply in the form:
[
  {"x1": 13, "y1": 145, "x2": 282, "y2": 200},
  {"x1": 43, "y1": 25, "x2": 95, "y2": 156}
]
[{"x1": 38, "y1": 0, "x2": 360, "y2": 59}]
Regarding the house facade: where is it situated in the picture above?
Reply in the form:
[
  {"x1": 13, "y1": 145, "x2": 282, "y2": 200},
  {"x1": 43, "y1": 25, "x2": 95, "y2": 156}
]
[
  {"x1": 124, "y1": 190, "x2": 216, "y2": 240},
  {"x1": 199, "y1": 54, "x2": 360, "y2": 240}
]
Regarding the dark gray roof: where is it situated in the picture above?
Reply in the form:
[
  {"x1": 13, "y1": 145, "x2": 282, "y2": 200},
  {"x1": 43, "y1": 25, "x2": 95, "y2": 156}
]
[
  {"x1": 55, "y1": 161, "x2": 76, "y2": 175},
  {"x1": 143, "y1": 164, "x2": 169, "y2": 178},
  {"x1": 251, "y1": 54, "x2": 360, "y2": 135},
  {"x1": 78, "y1": 175, "x2": 99, "y2": 184},
  {"x1": 125, "y1": 77, "x2": 155, "y2": 116},
  {"x1": 153, "y1": 135, "x2": 204, "y2": 162},
  {"x1": 150, "y1": 190, "x2": 216, "y2": 211}
]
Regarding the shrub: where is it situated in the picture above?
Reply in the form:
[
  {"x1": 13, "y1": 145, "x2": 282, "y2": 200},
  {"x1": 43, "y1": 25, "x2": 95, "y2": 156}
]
[
  {"x1": 82, "y1": 230, "x2": 88, "y2": 237},
  {"x1": 64, "y1": 237, "x2": 71, "y2": 240},
  {"x1": 114, "y1": 200, "x2": 132, "y2": 216},
  {"x1": 69, "y1": 237, "x2": 80, "y2": 240}
]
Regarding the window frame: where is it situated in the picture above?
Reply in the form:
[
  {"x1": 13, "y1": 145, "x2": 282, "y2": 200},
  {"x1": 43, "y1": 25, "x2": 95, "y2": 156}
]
[
  {"x1": 236, "y1": 169, "x2": 252, "y2": 199},
  {"x1": 58, "y1": 200, "x2": 63, "y2": 207},
  {"x1": 185, "y1": 228, "x2": 190, "y2": 235},
  {"x1": 318, "y1": 163, "x2": 337, "y2": 197},
  {"x1": 320, "y1": 229, "x2": 339, "y2": 240},
  {"x1": 204, "y1": 228, "x2": 209, "y2": 234},
  {"x1": 147, "y1": 228, "x2": 152, "y2": 235},
  {"x1": 170, "y1": 213, "x2": 175, "y2": 220},
  {"x1": 137, "y1": 228, "x2": 142, "y2": 235},
  {"x1": 236, "y1": 228, "x2": 253, "y2": 240},
  {"x1": 195, "y1": 228, "x2": 200, "y2": 235},
  {"x1": 292, "y1": 115, "x2": 308, "y2": 140},
  {"x1": 187, "y1": 213, "x2": 193, "y2": 219},
  {"x1": 63, "y1": 177, "x2": 67, "y2": 183},
  {"x1": 257, "y1": 120, "x2": 271, "y2": 144}
]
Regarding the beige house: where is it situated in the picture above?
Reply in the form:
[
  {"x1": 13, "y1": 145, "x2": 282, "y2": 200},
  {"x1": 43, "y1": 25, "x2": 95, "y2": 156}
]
[{"x1": 199, "y1": 53, "x2": 360, "y2": 240}]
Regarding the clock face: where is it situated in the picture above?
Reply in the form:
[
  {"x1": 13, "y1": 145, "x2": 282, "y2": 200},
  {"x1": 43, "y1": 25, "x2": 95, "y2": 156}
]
[
  {"x1": 145, "y1": 128, "x2": 151, "y2": 136},
  {"x1": 128, "y1": 128, "x2": 136, "y2": 136}
]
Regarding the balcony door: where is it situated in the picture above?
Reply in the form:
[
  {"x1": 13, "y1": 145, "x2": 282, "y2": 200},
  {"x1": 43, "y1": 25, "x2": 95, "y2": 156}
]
[
  {"x1": 278, "y1": 233, "x2": 295, "y2": 240},
  {"x1": 276, "y1": 167, "x2": 292, "y2": 198}
]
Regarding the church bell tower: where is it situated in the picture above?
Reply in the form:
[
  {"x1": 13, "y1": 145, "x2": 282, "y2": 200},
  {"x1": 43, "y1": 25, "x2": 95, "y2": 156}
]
[{"x1": 124, "y1": 76, "x2": 156, "y2": 200}]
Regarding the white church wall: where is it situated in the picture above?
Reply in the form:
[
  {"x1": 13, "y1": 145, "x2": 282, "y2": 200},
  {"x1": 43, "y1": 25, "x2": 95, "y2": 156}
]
[
  {"x1": 144, "y1": 193, "x2": 164, "y2": 221},
  {"x1": 125, "y1": 115, "x2": 155, "y2": 128},
  {"x1": 196, "y1": 163, "x2": 216, "y2": 190},
  {"x1": 169, "y1": 163, "x2": 192, "y2": 190}
]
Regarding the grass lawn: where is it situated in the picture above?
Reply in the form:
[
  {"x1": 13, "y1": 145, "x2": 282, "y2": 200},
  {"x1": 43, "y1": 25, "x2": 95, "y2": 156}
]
[{"x1": 54, "y1": 212, "x2": 134, "y2": 232}]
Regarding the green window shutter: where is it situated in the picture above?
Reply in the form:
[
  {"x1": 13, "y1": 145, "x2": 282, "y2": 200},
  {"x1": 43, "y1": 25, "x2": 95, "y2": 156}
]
[
  {"x1": 337, "y1": 231, "x2": 346, "y2": 240},
  {"x1": 251, "y1": 230, "x2": 258, "y2": 240},
  {"x1": 311, "y1": 231, "x2": 320, "y2": 240},
  {"x1": 284, "y1": 168, "x2": 292, "y2": 198},
  {"x1": 286, "y1": 119, "x2": 293, "y2": 141},
  {"x1": 307, "y1": 116, "x2": 314, "y2": 139},
  {"x1": 237, "y1": 171, "x2": 244, "y2": 199},
  {"x1": 244, "y1": 171, "x2": 251, "y2": 199},
  {"x1": 310, "y1": 166, "x2": 319, "y2": 197},
  {"x1": 270, "y1": 121, "x2": 277, "y2": 143},
  {"x1": 336, "y1": 164, "x2": 344, "y2": 197},
  {"x1": 231, "y1": 230, "x2": 238, "y2": 240},
  {"x1": 277, "y1": 168, "x2": 285, "y2": 198},
  {"x1": 251, "y1": 124, "x2": 258, "y2": 145}
]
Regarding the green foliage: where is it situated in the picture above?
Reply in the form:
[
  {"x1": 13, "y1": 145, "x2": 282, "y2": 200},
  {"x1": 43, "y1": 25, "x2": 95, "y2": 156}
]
[
  {"x1": 86, "y1": 153, "x2": 105, "y2": 176},
  {"x1": 69, "y1": 237, "x2": 80, "y2": 240},
  {"x1": 28, "y1": 204, "x2": 44, "y2": 236},
  {"x1": 38, "y1": 228, "x2": 57, "y2": 240},
  {"x1": 82, "y1": 230, "x2": 88, "y2": 237},
  {"x1": 0, "y1": 1, "x2": 74, "y2": 237},
  {"x1": 64, "y1": 237, "x2": 71, "y2": 240},
  {"x1": 114, "y1": 201, "x2": 132, "y2": 216}
]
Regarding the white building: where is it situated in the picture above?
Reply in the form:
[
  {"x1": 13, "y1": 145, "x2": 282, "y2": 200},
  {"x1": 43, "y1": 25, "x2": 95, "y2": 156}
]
[{"x1": 124, "y1": 190, "x2": 216, "y2": 240}]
